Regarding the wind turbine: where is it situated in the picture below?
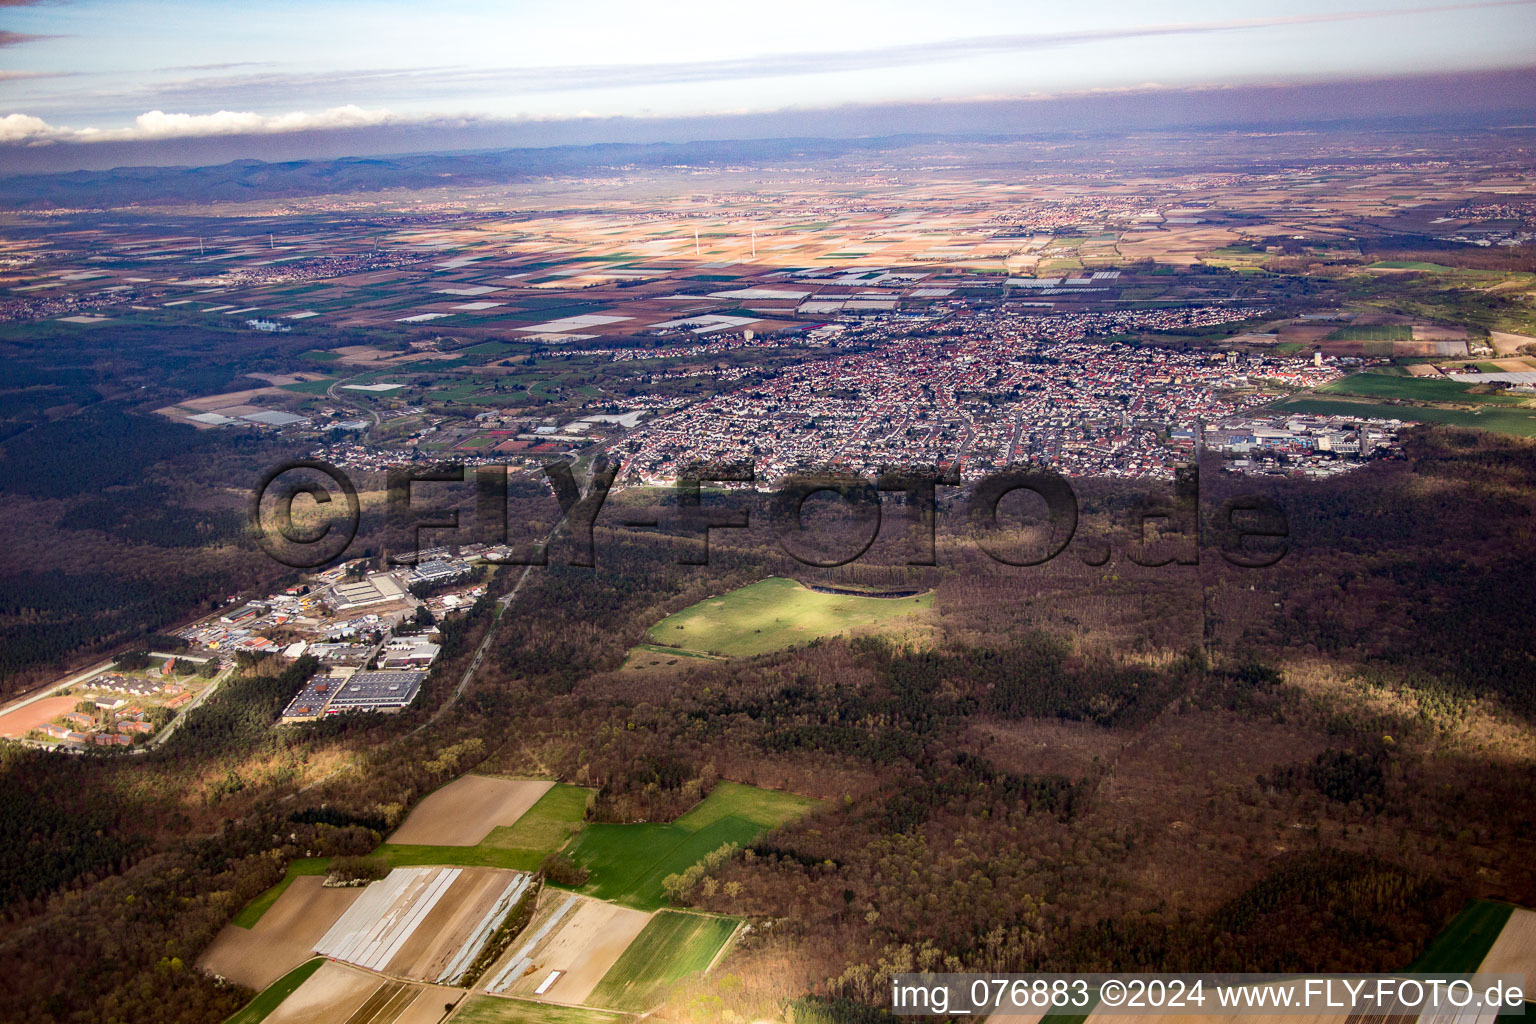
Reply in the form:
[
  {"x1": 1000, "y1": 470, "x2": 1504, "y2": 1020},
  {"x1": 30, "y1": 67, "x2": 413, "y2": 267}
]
[{"x1": 694, "y1": 228, "x2": 700, "y2": 256}]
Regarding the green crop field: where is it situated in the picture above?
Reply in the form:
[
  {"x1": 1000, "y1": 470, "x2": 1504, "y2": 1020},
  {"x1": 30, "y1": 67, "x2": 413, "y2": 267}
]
[
  {"x1": 647, "y1": 576, "x2": 932, "y2": 657},
  {"x1": 371, "y1": 841, "x2": 545, "y2": 871},
  {"x1": 1410, "y1": 900, "x2": 1515, "y2": 972},
  {"x1": 588, "y1": 911, "x2": 739, "y2": 1012},
  {"x1": 221, "y1": 958, "x2": 323, "y2": 1024},
  {"x1": 375, "y1": 783, "x2": 594, "y2": 872},
  {"x1": 1325, "y1": 324, "x2": 1414, "y2": 342},
  {"x1": 448, "y1": 1000, "x2": 635, "y2": 1024},
  {"x1": 483, "y1": 783, "x2": 592, "y2": 854},
  {"x1": 1318, "y1": 371, "x2": 1526, "y2": 405},
  {"x1": 1275, "y1": 397, "x2": 1536, "y2": 437},
  {"x1": 429, "y1": 382, "x2": 487, "y2": 401},
  {"x1": 1369, "y1": 260, "x2": 1459, "y2": 271},
  {"x1": 233, "y1": 858, "x2": 330, "y2": 928},
  {"x1": 279, "y1": 377, "x2": 336, "y2": 395},
  {"x1": 451, "y1": 997, "x2": 635, "y2": 1024},
  {"x1": 462, "y1": 341, "x2": 516, "y2": 357},
  {"x1": 565, "y1": 782, "x2": 819, "y2": 910}
]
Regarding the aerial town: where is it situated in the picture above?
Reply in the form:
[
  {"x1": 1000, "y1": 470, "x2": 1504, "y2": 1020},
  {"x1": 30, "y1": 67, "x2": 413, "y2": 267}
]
[{"x1": 6, "y1": 547, "x2": 490, "y2": 752}]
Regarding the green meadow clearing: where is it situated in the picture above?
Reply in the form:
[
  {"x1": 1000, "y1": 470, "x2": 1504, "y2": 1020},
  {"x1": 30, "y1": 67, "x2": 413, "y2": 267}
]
[
  {"x1": 647, "y1": 576, "x2": 932, "y2": 657},
  {"x1": 565, "y1": 782, "x2": 820, "y2": 911},
  {"x1": 588, "y1": 911, "x2": 740, "y2": 1012}
]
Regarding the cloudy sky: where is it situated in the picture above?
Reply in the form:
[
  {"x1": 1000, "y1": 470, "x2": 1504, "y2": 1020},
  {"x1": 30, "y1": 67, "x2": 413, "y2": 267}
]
[{"x1": 3, "y1": 0, "x2": 1536, "y2": 169}]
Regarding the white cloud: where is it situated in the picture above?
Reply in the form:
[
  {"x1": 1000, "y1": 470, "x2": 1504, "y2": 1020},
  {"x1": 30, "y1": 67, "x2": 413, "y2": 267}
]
[{"x1": 0, "y1": 105, "x2": 397, "y2": 144}]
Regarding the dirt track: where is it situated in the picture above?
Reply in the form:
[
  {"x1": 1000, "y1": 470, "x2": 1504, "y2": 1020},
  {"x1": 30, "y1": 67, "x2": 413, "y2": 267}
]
[{"x1": 0, "y1": 696, "x2": 75, "y2": 738}]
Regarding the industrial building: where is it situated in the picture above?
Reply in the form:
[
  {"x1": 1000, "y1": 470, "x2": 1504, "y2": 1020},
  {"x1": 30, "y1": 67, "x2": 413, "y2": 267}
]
[
  {"x1": 322, "y1": 670, "x2": 427, "y2": 714},
  {"x1": 408, "y1": 560, "x2": 474, "y2": 589},
  {"x1": 280, "y1": 673, "x2": 344, "y2": 721},
  {"x1": 328, "y1": 573, "x2": 407, "y2": 611},
  {"x1": 280, "y1": 669, "x2": 428, "y2": 720}
]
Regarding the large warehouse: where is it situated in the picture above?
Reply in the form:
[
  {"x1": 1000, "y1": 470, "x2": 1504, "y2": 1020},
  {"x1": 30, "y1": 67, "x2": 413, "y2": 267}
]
[
  {"x1": 321, "y1": 670, "x2": 427, "y2": 713},
  {"x1": 280, "y1": 669, "x2": 428, "y2": 720}
]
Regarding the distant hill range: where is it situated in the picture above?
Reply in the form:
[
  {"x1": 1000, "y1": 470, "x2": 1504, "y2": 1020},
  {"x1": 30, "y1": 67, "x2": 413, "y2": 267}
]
[{"x1": 0, "y1": 135, "x2": 964, "y2": 209}]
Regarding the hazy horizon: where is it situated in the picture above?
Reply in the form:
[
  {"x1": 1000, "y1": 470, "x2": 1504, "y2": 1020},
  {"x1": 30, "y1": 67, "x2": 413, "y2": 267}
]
[{"x1": 4, "y1": 0, "x2": 1536, "y2": 172}]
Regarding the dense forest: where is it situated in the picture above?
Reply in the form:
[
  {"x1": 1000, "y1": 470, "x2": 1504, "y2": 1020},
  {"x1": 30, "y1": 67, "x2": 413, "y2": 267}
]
[{"x1": 0, "y1": 427, "x2": 1534, "y2": 1024}]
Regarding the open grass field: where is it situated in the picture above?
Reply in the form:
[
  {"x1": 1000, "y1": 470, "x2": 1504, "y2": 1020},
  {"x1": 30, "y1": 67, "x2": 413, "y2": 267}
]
[
  {"x1": 647, "y1": 576, "x2": 932, "y2": 657},
  {"x1": 1368, "y1": 260, "x2": 1459, "y2": 271},
  {"x1": 1318, "y1": 371, "x2": 1527, "y2": 405},
  {"x1": 483, "y1": 784, "x2": 592, "y2": 853},
  {"x1": 623, "y1": 644, "x2": 726, "y2": 671},
  {"x1": 564, "y1": 782, "x2": 819, "y2": 911},
  {"x1": 222, "y1": 958, "x2": 324, "y2": 1024},
  {"x1": 451, "y1": 997, "x2": 635, "y2": 1024},
  {"x1": 280, "y1": 377, "x2": 337, "y2": 395},
  {"x1": 1274, "y1": 397, "x2": 1536, "y2": 437},
  {"x1": 1410, "y1": 899, "x2": 1515, "y2": 972},
  {"x1": 586, "y1": 911, "x2": 738, "y2": 1013},
  {"x1": 388, "y1": 777, "x2": 555, "y2": 847},
  {"x1": 372, "y1": 842, "x2": 547, "y2": 872}
]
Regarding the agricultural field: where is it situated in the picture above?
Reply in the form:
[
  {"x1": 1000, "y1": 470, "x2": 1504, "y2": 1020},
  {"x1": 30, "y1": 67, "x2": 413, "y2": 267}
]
[
  {"x1": 451, "y1": 997, "x2": 634, "y2": 1024},
  {"x1": 222, "y1": 959, "x2": 324, "y2": 1024},
  {"x1": 387, "y1": 777, "x2": 556, "y2": 847},
  {"x1": 1478, "y1": 907, "x2": 1536, "y2": 978},
  {"x1": 1317, "y1": 371, "x2": 1528, "y2": 405},
  {"x1": 1409, "y1": 899, "x2": 1515, "y2": 972},
  {"x1": 1274, "y1": 397, "x2": 1536, "y2": 437},
  {"x1": 482, "y1": 893, "x2": 650, "y2": 1004},
  {"x1": 564, "y1": 782, "x2": 820, "y2": 910},
  {"x1": 203, "y1": 875, "x2": 364, "y2": 990},
  {"x1": 645, "y1": 576, "x2": 933, "y2": 658},
  {"x1": 244, "y1": 960, "x2": 462, "y2": 1024},
  {"x1": 585, "y1": 911, "x2": 739, "y2": 1013},
  {"x1": 315, "y1": 866, "x2": 534, "y2": 984},
  {"x1": 1325, "y1": 324, "x2": 1414, "y2": 342},
  {"x1": 482, "y1": 784, "x2": 593, "y2": 854},
  {"x1": 378, "y1": 783, "x2": 593, "y2": 873},
  {"x1": 233, "y1": 858, "x2": 331, "y2": 928}
]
